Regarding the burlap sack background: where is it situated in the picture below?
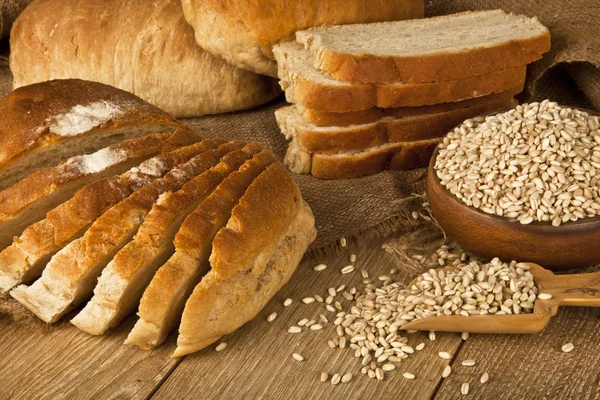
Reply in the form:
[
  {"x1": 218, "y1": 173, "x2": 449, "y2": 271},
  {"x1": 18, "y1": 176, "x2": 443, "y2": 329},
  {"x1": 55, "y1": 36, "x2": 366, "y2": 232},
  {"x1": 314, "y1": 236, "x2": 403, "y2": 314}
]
[
  {"x1": 0, "y1": 0, "x2": 33, "y2": 38},
  {"x1": 0, "y1": 0, "x2": 599, "y2": 320}
]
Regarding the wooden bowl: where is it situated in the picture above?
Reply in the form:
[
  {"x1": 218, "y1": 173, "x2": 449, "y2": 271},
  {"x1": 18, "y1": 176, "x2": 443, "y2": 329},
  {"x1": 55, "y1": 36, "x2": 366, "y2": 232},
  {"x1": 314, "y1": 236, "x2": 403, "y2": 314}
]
[{"x1": 427, "y1": 143, "x2": 600, "y2": 271}]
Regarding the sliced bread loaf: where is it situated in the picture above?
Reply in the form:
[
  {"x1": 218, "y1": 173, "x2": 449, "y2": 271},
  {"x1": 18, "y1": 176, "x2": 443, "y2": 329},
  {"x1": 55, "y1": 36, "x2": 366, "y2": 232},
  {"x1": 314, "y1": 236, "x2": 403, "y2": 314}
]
[
  {"x1": 297, "y1": 90, "x2": 517, "y2": 126},
  {"x1": 9, "y1": 140, "x2": 244, "y2": 323},
  {"x1": 174, "y1": 163, "x2": 316, "y2": 356},
  {"x1": 274, "y1": 42, "x2": 526, "y2": 112},
  {"x1": 276, "y1": 95, "x2": 512, "y2": 154},
  {"x1": 285, "y1": 138, "x2": 439, "y2": 179},
  {"x1": 0, "y1": 129, "x2": 198, "y2": 252},
  {"x1": 295, "y1": 10, "x2": 550, "y2": 83},
  {"x1": 0, "y1": 139, "x2": 228, "y2": 294},
  {"x1": 71, "y1": 143, "x2": 262, "y2": 335},
  {"x1": 0, "y1": 79, "x2": 182, "y2": 189},
  {"x1": 126, "y1": 150, "x2": 276, "y2": 349}
]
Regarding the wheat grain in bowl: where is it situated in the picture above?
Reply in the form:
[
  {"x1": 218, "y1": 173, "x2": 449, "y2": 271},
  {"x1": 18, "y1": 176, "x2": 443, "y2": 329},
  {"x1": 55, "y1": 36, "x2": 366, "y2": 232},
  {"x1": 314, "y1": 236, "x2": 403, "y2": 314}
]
[{"x1": 435, "y1": 100, "x2": 600, "y2": 226}]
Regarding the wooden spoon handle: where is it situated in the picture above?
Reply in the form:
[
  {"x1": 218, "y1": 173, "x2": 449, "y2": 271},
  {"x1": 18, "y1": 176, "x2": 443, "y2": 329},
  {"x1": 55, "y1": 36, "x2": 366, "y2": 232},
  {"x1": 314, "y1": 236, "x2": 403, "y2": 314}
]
[{"x1": 544, "y1": 271, "x2": 600, "y2": 307}]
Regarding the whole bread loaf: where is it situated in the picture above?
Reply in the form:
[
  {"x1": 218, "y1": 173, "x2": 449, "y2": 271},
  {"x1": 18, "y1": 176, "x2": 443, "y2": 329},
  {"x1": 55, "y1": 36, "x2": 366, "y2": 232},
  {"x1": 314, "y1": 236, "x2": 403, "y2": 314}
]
[
  {"x1": 180, "y1": 0, "x2": 424, "y2": 77},
  {"x1": 10, "y1": 0, "x2": 281, "y2": 117}
]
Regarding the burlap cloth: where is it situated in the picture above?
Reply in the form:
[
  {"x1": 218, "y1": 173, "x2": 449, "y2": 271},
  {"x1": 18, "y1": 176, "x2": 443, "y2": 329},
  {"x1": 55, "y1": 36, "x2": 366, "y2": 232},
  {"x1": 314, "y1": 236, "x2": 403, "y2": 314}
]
[{"x1": 0, "y1": 0, "x2": 599, "y2": 322}]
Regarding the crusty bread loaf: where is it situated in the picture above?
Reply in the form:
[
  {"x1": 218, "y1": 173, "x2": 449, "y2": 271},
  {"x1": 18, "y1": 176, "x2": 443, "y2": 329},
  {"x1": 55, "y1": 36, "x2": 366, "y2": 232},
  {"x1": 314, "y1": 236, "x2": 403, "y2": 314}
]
[
  {"x1": 0, "y1": 129, "x2": 198, "y2": 252},
  {"x1": 126, "y1": 150, "x2": 276, "y2": 349},
  {"x1": 10, "y1": 0, "x2": 281, "y2": 117},
  {"x1": 274, "y1": 42, "x2": 526, "y2": 112},
  {"x1": 0, "y1": 139, "x2": 228, "y2": 294},
  {"x1": 175, "y1": 163, "x2": 316, "y2": 356},
  {"x1": 285, "y1": 138, "x2": 439, "y2": 179},
  {"x1": 276, "y1": 95, "x2": 513, "y2": 154},
  {"x1": 296, "y1": 10, "x2": 551, "y2": 83},
  {"x1": 180, "y1": 0, "x2": 424, "y2": 77},
  {"x1": 298, "y1": 90, "x2": 517, "y2": 127},
  {"x1": 0, "y1": 79, "x2": 182, "y2": 189},
  {"x1": 71, "y1": 143, "x2": 262, "y2": 335},
  {"x1": 10, "y1": 140, "x2": 242, "y2": 323}
]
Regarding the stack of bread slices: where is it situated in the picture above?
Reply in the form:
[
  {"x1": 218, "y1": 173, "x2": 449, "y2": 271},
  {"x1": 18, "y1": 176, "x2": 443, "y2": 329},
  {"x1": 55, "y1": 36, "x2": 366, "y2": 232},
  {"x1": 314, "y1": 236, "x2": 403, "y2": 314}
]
[
  {"x1": 0, "y1": 79, "x2": 316, "y2": 357},
  {"x1": 274, "y1": 10, "x2": 551, "y2": 179}
]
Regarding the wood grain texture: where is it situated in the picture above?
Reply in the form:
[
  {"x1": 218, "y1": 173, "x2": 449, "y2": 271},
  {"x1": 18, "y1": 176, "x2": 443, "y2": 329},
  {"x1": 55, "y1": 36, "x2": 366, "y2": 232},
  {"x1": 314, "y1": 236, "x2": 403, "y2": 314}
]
[
  {"x1": 152, "y1": 235, "x2": 462, "y2": 400},
  {"x1": 435, "y1": 307, "x2": 600, "y2": 400},
  {"x1": 0, "y1": 316, "x2": 179, "y2": 400}
]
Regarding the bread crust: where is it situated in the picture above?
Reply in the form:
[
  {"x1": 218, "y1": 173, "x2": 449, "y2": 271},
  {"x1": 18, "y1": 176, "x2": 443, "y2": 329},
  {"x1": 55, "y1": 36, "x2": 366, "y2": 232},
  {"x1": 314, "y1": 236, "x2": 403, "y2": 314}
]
[
  {"x1": 0, "y1": 139, "x2": 229, "y2": 294},
  {"x1": 10, "y1": 0, "x2": 281, "y2": 117},
  {"x1": 175, "y1": 163, "x2": 314, "y2": 355},
  {"x1": 274, "y1": 41, "x2": 527, "y2": 112},
  {"x1": 181, "y1": 0, "x2": 424, "y2": 76},
  {"x1": 285, "y1": 139, "x2": 439, "y2": 179},
  {"x1": 126, "y1": 150, "x2": 276, "y2": 348},
  {"x1": 297, "y1": 11, "x2": 551, "y2": 83},
  {"x1": 276, "y1": 95, "x2": 513, "y2": 153}
]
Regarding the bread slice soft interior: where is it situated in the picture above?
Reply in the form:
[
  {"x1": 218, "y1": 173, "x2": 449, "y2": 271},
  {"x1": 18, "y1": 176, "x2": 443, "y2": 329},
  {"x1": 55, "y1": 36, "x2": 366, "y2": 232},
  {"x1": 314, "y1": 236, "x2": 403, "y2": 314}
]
[
  {"x1": 71, "y1": 143, "x2": 262, "y2": 335},
  {"x1": 126, "y1": 150, "x2": 276, "y2": 349}
]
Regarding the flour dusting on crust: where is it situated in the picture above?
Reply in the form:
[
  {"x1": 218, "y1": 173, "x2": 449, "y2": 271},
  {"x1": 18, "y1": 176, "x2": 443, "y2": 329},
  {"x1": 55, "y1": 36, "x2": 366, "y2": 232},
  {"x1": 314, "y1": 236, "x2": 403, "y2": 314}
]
[
  {"x1": 47, "y1": 101, "x2": 124, "y2": 137},
  {"x1": 66, "y1": 147, "x2": 128, "y2": 175}
]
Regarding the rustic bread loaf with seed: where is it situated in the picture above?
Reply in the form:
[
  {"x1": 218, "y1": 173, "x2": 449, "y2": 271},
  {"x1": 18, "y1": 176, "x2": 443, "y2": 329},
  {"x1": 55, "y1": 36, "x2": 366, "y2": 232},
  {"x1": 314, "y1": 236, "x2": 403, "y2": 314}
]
[
  {"x1": 0, "y1": 79, "x2": 182, "y2": 190},
  {"x1": 10, "y1": 0, "x2": 281, "y2": 117},
  {"x1": 0, "y1": 130, "x2": 198, "y2": 252},
  {"x1": 126, "y1": 150, "x2": 276, "y2": 349},
  {"x1": 71, "y1": 143, "x2": 262, "y2": 335},
  {"x1": 0, "y1": 139, "x2": 228, "y2": 294},
  {"x1": 297, "y1": 90, "x2": 517, "y2": 127},
  {"x1": 285, "y1": 138, "x2": 440, "y2": 179},
  {"x1": 276, "y1": 95, "x2": 513, "y2": 154},
  {"x1": 296, "y1": 10, "x2": 551, "y2": 84},
  {"x1": 175, "y1": 163, "x2": 316, "y2": 356},
  {"x1": 180, "y1": 0, "x2": 424, "y2": 77},
  {"x1": 273, "y1": 42, "x2": 527, "y2": 112},
  {"x1": 10, "y1": 139, "x2": 242, "y2": 323}
]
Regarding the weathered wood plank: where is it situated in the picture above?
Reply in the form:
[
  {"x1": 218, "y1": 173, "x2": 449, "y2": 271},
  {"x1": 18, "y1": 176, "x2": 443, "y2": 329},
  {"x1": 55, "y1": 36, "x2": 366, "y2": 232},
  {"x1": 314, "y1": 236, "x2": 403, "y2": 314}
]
[
  {"x1": 434, "y1": 307, "x2": 600, "y2": 399},
  {"x1": 0, "y1": 316, "x2": 179, "y2": 400},
  {"x1": 153, "y1": 236, "x2": 463, "y2": 400}
]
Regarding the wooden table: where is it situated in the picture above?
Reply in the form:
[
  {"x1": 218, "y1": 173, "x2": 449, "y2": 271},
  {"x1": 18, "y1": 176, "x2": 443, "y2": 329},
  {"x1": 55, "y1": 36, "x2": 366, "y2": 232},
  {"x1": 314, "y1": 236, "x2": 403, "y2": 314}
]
[{"x1": 1, "y1": 233, "x2": 599, "y2": 400}]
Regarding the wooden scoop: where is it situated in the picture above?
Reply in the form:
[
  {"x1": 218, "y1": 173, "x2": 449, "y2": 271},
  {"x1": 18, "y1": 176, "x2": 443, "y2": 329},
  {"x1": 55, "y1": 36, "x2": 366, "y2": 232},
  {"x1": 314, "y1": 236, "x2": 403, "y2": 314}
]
[{"x1": 401, "y1": 263, "x2": 600, "y2": 334}]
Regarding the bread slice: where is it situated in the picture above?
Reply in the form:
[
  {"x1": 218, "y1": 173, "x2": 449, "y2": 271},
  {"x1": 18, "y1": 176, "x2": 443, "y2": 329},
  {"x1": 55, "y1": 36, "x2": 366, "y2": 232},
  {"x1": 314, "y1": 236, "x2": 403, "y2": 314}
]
[
  {"x1": 0, "y1": 79, "x2": 182, "y2": 189},
  {"x1": 0, "y1": 129, "x2": 198, "y2": 251},
  {"x1": 276, "y1": 95, "x2": 513, "y2": 154},
  {"x1": 273, "y1": 41, "x2": 527, "y2": 112},
  {"x1": 285, "y1": 138, "x2": 439, "y2": 179},
  {"x1": 9, "y1": 140, "x2": 243, "y2": 323},
  {"x1": 296, "y1": 10, "x2": 551, "y2": 83},
  {"x1": 298, "y1": 90, "x2": 517, "y2": 126},
  {"x1": 174, "y1": 163, "x2": 316, "y2": 356},
  {"x1": 71, "y1": 143, "x2": 263, "y2": 335},
  {"x1": 126, "y1": 150, "x2": 276, "y2": 349},
  {"x1": 0, "y1": 139, "x2": 228, "y2": 294}
]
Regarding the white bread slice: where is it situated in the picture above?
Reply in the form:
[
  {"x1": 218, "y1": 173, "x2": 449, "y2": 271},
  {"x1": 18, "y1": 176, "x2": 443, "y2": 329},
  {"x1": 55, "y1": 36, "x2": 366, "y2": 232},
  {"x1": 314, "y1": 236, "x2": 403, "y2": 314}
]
[
  {"x1": 0, "y1": 129, "x2": 199, "y2": 251},
  {"x1": 0, "y1": 79, "x2": 182, "y2": 189},
  {"x1": 9, "y1": 141, "x2": 246, "y2": 323},
  {"x1": 126, "y1": 150, "x2": 276, "y2": 349},
  {"x1": 273, "y1": 41, "x2": 526, "y2": 112},
  {"x1": 71, "y1": 143, "x2": 263, "y2": 335},
  {"x1": 174, "y1": 163, "x2": 316, "y2": 356},
  {"x1": 285, "y1": 137, "x2": 439, "y2": 179},
  {"x1": 296, "y1": 10, "x2": 551, "y2": 84},
  {"x1": 0, "y1": 138, "x2": 228, "y2": 294},
  {"x1": 298, "y1": 90, "x2": 517, "y2": 126},
  {"x1": 275, "y1": 95, "x2": 513, "y2": 154}
]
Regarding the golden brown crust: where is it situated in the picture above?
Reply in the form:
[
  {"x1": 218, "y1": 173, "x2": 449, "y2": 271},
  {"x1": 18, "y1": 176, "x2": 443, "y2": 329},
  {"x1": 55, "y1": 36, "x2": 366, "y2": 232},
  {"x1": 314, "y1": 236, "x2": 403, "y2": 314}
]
[
  {"x1": 299, "y1": 89, "x2": 518, "y2": 126},
  {"x1": 299, "y1": 12, "x2": 551, "y2": 83},
  {"x1": 307, "y1": 139, "x2": 440, "y2": 179},
  {"x1": 292, "y1": 65, "x2": 526, "y2": 112},
  {"x1": 0, "y1": 79, "x2": 181, "y2": 172},
  {"x1": 181, "y1": 0, "x2": 424, "y2": 76},
  {"x1": 277, "y1": 95, "x2": 513, "y2": 154},
  {"x1": 10, "y1": 0, "x2": 281, "y2": 117}
]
